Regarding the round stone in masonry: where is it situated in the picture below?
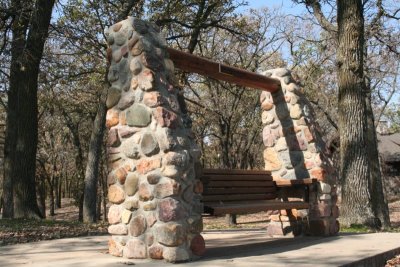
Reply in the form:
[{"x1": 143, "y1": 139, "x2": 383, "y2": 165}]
[
  {"x1": 156, "y1": 222, "x2": 186, "y2": 246},
  {"x1": 126, "y1": 103, "x2": 151, "y2": 127},
  {"x1": 140, "y1": 132, "x2": 160, "y2": 156},
  {"x1": 130, "y1": 58, "x2": 142, "y2": 75},
  {"x1": 128, "y1": 33, "x2": 140, "y2": 50},
  {"x1": 273, "y1": 68, "x2": 291, "y2": 77},
  {"x1": 125, "y1": 173, "x2": 139, "y2": 196},
  {"x1": 106, "y1": 87, "x2": 122, "y2": 108}
]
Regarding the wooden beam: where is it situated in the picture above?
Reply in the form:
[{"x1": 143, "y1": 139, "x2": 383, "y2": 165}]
[{"x1": 166, "y1": 48, "x2": 281, "y2": 92}]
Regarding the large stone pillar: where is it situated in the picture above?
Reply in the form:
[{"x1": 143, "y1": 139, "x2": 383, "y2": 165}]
[
  {"x1": 260, "y1": 68, "x2": 339, "y2": 236},
  {"x1": 104, "y1": 17, "x2": 204, "y2": 262}
]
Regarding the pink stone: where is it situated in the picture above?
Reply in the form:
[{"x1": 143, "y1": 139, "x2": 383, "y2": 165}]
[
  {"x1": 107, "y1": 128, "x2": 120, "y2": 147},
  {"x1": 154, "y1": 107, "x2": 179, "y2": 128},
  {"x1": 158, "y1": 198, "x2": 186, "y2": 222},
  {"x1": 190, "y1": 235, "x2": 206, "y2": 256},
  {"x1": 108, "y1": 204, "x2": 122, "y2": 224},
  {"x1": 154, "y1": 179, "x2": 180, "y2": 198},
  {"x1": 311, "y1": 167, "x2": 326, "y2": 181},
  {"x1": 108, "y1": 185, "x2": 125, "y2": 204},
  {"x1": 123, "y1": 239, "x2": 146, "y2": 259},
  {"x1": 146, "y1": 212, "x2": 157, "y2": 227},
  {"x1": 108, "y1": 238, "x2": 123, "y2": 257},
  {"x1": 137, "y1": 158, "x2": 161, "y2": 174},
  {"x1": 286, "y1": 134, "x2": 307, "y2": 151},
  {"x1": 106, "y1": 109, "x2": 119, "y2": 128},
  {"x1": 121, "y1": 45, "x2": 129, "y2": 58},
  {"x1": 138, "y1": 183, "x2": 154, "y2": 201},
  {"x1": 108, "y1": 224, "x2": 128, "y2": 235},
  {"x1": 193, "y1": 180, "x2": 203, "y2": 194},
  {"x1": 113, "y1": 23, "x2": 122, "y2": 32},
  {"x1": 143, "y1": 91, "x2": 164, "y2": 107},
  {"x1": 262, "y1": 126, "x2": 280, "y2": 147},
  {"x1": 304, "y1": 128, "x2": 314, "y2": 142},
  {"x1": 332, "y1": 205, "x2": 340, "y2": 218},
  {"x1": 149, "y1": 245, "x2": 164, "y2": 259},
  {"x1": 305, "y1": 160, "x2": 315, "y2": 169},
  {"x1": 129, "y1": 214, "x2": 147, "y2": 236},
  {"x1": 118, "y1": 126, "x2": 140, "y2": 138}
]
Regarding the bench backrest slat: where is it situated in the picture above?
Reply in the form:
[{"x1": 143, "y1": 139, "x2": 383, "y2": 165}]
[{"x1": 201, "y1": 169, "x2": 277, "y2": 204}]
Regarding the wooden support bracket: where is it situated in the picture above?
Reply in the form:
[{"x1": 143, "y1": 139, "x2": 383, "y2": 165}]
[{"x1": 166, "y1": 47, "x2": 281, "y2": 93}]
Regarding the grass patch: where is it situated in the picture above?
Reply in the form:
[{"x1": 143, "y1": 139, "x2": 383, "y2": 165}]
[{"x1": 340, "y1": 224, "x2": 374, "y2": 233}]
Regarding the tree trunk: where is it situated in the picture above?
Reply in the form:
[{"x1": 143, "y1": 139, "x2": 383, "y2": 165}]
[
  {"x1": 37, "y1": 175, "x2": 46, "y2": 218},
  {"x1": 48, "y1": 177, "x2": 55, "y2": 216},
  {"x1": 83, "y1": 87, "x2": 107, "y2": 223},
  {"x1": 4, "y1": 0, "x2": 55, "y2": 219},
  {"x1": 365, "y1": 93, "x2": 390, "y2": 228},
  {"x1": 337, "y1": 0, "x2": 377, "y2": 227}
]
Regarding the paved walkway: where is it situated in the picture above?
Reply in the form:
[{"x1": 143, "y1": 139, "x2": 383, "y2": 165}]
[{"x1": 1, "y1": 230, "x2": 399, "y2": 267}]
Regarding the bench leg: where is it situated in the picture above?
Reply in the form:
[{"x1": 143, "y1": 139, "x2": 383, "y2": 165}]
[{"x1": 225, "y1": 214, "x2": 237, "y2": 226}]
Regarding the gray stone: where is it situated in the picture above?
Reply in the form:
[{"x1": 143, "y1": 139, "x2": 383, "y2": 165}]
[
  {"x1": 107, "y1": 34, "x2": 114, "y2": 45},
  {"x1": 147, "y1": 171, "x2": 162, "y2": 184},
  {"x1": 156, "y1": 222, "x2": 185, "y2": 246},
  {"x1": 121, "y1": 139, "x2": 141, "y2": 159},
  {"x1": 106, "y1": 87, "x2": 121, "y2": 108},
  {"x1": 126, "y1": 103, "x2": 151, "y2": 127},
  {"x1": 133, "y1": 19, "x2": 149, "y2": 34},
  {"x1": 156, "y1": 128, "x2": 178, "y2": 152},
  {"x1": 114, "y1": 32, "x2": 126, "y2": 46},
  {"x1": 129, "y1": 214, "x2": 147, "y2": 237},
  {"x1": 263, "y1": 71, "x2": 273, "y2": 77},
  {"x1": 125, "y1": 173, "x2": 139, "y2": 196},
  {"x1": 275, "y1": 102, "x2": 290, "y2": 120},
  {"x1": 107, "y1": 65, "x2": 119, "y2": 82},
  {"x1": 283, "y1": 76, "x2": 292, "y2": 85},
  {"x1": 117, "y1": 91, "x2": 135, "y2": 110},
  {"x1": 130, "y1": 58, "x2": 142, "y2": 75},
  {"x1": 140, "y1": 132, "x2": 159, "y2": 156},
  {"x1": 163, "y1": 246, "x2": 190, "y2": 263},
  {"x1": 280, "y1": 151, "x2": 304, "y2": 169},
  {"x1": 273, "y1": 68, "x2": 291, "y2": 77},
  {"x1": 123, "y1": 198, "x2": 139, "y2": 210}
]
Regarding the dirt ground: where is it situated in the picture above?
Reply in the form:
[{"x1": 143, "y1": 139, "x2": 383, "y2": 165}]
[{"x1": 50, "y1": 198, "x2": 400, "y2": 230}]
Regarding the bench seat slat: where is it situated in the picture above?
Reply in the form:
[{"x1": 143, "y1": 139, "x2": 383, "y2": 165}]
[
  {"x1": 202, "y1": 174, "x2": 273, "y2": 181},
  {"x1": 206, "y1": 181, "x2": 275, "y2": 187},
  {"x1": 203, "y1": 193, "x2": 276, "y2": 202},
  {"x1": 204, "y1": 187, "x2": 276, "y2": 195},
  {"x1": 209, "y1": 201, "x2": 310, "y2": 215},
  {"x1": 203, "y1": 169, "x2": 272, "y2": 175}
]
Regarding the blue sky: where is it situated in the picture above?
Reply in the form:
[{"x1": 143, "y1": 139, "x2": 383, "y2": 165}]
[{"x1": 242, "y1": 0, "x2": 305, "y2": 15}]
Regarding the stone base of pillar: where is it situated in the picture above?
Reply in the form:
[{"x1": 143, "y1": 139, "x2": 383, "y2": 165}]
[
  {"x1": 266, "y1": 211, "x2": 304, "y2": 236},
  {"x1": 305, "y1": 218, "x2": 340, "y2": 236}
]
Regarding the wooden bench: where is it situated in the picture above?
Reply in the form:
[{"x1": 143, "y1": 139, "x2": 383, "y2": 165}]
[{"x1": 201, "y1": 169, "x2": 317, "y2": 216}]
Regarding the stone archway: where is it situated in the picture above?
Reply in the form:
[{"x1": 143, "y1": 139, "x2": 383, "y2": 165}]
[{"x1": 104, "y1": 17, "x2": 338, "y2": 263}]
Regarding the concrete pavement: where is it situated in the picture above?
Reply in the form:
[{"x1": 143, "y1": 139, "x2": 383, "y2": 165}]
[{"x1": 0, "y1": 230, "x2": 399, "y2": 267}]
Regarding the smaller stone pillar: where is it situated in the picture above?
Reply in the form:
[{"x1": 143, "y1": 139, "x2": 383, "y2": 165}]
[
  {"x1": 104, "y1": 17, "x2": 204, "y2": 262},
  {"x1": 260, "y1": 68, "x2": 339, "y2": 236}
]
